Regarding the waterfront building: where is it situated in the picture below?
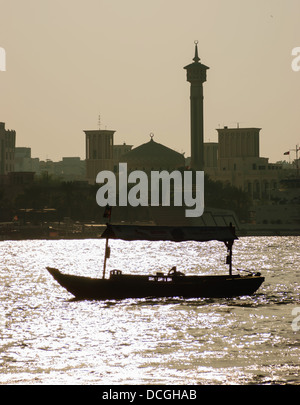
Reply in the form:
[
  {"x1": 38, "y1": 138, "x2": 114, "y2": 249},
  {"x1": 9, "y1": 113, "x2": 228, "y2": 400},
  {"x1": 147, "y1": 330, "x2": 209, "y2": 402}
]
[
  {"x1": 113, "y1": 143, "x2": 133, "y2": 169},
  {"x1": 84, "y1": 128, "x2": 133, "y2": 184},
  {"x1": 0, "y1": 122, "x2": 15, "y2": 175},
  {"x1": 39, "y1": 157, "x2": 86, "y2": 181},
  {"x1": 120, "y1": 135, "x2": 185, "y2": 173},
  {"x1": 14, "y1": 147, "x2": 40, "y2": 173},
  {"x1": 204, "y1": 127, "x2": 284, "y2": 200},
  {"x1": 84, "y1": 129, "x2": 115, "y2": 184},
  {"x1": 203, "y1": 142, "x2": 218, "y2": 168}
]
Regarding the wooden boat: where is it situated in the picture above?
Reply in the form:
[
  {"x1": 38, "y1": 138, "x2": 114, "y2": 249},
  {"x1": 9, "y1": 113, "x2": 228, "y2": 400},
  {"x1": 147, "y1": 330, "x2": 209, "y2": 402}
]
[{"x1": 46, "y1": 223, "x2": 264, "y2": 300}]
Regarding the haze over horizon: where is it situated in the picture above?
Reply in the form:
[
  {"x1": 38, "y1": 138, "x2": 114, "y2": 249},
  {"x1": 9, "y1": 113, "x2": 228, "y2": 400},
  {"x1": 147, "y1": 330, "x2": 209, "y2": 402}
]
[{"x1": 0, "y1": 0, "x2": 299, "y2": 163}]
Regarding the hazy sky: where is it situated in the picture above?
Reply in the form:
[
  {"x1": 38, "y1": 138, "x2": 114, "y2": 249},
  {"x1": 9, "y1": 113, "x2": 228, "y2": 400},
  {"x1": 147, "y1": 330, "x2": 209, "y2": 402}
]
[{"x1": 0, "y1": 0, "x2": 300, "y2": 163}]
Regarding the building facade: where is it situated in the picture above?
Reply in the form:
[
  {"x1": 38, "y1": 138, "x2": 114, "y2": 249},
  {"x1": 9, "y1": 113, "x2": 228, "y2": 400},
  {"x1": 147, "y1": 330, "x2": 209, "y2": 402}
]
[
  {"x1": 120, "y1": 136, "x2": 185, "y2": 173},
  {"x1": 204, "y1": 127, "x2": 284, "y2": 200},
  {"x1": 204, "y1": 142, "x2": 218, "y2": 168},
  {"x1": 0, "y1": 122, "x2": 16, "y2": 175},
  {"x1": 14, "y1": 147, "x2": 40, "y2": 173},
  {"x1": 84, "y1": 129, "x2": 115, "y2": 184},
  {"x1": 217, "y1": 127, "x2": 260, "y2": 168},
  {"x1": 84, "y1": 128, "x2": 134, "y2": 183}
]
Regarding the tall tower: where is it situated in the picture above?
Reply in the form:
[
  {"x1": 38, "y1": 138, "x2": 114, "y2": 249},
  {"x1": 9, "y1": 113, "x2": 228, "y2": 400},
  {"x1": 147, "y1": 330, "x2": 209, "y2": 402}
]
[
  {"x1": 0, "y1": 122, "x2": 16, "y2": 175},
  {"x1": 184, "y1": 41, "x2": 209, "y2": 171},
  {"x1": 84, "y1": 129, "x2": 115, "y2": 184}
]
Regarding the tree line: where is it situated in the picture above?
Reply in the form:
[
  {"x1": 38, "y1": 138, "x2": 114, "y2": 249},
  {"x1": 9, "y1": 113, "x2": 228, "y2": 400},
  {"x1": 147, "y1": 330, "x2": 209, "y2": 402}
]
[{"x1": 0, "y1": 173, "x2": 251, "y2": 223}]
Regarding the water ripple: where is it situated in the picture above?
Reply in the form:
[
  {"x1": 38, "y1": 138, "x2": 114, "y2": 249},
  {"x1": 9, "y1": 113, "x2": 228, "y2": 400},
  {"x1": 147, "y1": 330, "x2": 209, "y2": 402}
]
[{"x1": 0, "y1": 236, "x2": 299, "y2": 384}]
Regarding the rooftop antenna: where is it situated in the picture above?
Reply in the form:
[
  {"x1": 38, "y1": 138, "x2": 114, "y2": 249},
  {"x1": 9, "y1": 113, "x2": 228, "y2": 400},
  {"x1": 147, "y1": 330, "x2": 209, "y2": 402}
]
[
  {"x1": 98, "y1": 114, "x2": 101, "y2": 130},
  {"x1": 227, "y1": 121, "x2": 245, "y2": 128}
]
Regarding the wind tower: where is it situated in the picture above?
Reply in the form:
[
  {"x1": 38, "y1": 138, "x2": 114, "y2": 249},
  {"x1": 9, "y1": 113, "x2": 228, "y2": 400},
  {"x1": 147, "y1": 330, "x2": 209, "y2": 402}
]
[
  {"x1": 84, "y1": 126, "x2": 115, "y2": 184},
  {"x1": 184, "y1": 41, "x2": 209, "y2": 171}
]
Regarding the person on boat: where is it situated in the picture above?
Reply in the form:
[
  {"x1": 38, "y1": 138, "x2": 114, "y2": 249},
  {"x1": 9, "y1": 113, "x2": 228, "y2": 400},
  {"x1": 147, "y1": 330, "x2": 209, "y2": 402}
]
[{"x1": 168, "y1": 266, "x2": 185, "y2": 277}]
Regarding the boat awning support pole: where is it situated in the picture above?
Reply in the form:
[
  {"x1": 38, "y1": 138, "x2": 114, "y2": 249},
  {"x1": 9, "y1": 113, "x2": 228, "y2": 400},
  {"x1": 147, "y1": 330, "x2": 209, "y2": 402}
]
[
  {"x1": 102, "y1": 237, "x2": 110, "y2": 279},
  {"x1": 102, "y1": 205, "x2": 112, "y2": 279},
  {"x1": 225, "y1": 240, "x2": 233, "y2": 276}
]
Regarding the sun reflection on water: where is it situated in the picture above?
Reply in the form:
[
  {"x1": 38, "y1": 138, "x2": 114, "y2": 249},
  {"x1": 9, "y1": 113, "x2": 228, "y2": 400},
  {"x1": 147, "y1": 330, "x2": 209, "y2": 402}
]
[{"x1": 0, "y1": 236, "x2": 299, "y2": 384}]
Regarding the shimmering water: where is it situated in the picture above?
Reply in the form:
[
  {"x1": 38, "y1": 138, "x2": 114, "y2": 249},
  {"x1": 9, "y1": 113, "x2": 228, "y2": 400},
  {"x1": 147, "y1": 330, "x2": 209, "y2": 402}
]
[{"x1": 0, "y1": 236, "x2": 299, "y2": 385}]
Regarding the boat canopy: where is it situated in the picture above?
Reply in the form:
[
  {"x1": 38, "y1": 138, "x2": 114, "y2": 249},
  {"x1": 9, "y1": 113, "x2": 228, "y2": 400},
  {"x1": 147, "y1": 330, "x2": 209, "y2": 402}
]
[{"x1": 101, "y1": 224, "x2": 237, "y2": 243}]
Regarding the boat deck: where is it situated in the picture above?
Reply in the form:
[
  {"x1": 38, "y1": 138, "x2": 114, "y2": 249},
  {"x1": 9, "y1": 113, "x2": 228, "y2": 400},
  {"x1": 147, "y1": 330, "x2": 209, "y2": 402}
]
[{"x1": 47, "y1": 267, "x2": 264, "y2": 300}]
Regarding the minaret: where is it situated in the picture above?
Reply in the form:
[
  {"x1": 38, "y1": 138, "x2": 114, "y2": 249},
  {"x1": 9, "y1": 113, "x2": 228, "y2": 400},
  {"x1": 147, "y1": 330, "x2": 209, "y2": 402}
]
[{"x1": 184, "y1": 41, "x2": 209, "y2": 171}]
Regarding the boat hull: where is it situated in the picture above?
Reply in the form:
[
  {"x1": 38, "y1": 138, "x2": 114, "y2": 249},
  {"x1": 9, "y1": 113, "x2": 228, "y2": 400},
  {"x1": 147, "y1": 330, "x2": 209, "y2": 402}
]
[{"x1": 46, "y1": 267, "x2": 264, "y2": 300}]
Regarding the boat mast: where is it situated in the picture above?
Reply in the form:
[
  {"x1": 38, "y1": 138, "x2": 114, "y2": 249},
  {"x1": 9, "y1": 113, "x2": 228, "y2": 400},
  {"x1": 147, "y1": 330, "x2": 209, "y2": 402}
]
[
  {"x1": 225, "y1": 223, "x2": 234, "y2": 276},
  {"x1": 102, "y1": 205, "x2": 112, "y2": 279},
  {"x1": 226, "y1": 241, "x2": 233, "y2": 276},
  {"x1": 102, "y1": 237, "x2": 110, "y2": 279}
]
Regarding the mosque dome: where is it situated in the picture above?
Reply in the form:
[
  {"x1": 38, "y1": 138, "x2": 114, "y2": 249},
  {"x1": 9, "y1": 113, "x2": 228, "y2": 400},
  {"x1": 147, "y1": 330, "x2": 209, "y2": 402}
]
[{"x1": 120, "y1": 135, "x2": 185, "y2": 171}]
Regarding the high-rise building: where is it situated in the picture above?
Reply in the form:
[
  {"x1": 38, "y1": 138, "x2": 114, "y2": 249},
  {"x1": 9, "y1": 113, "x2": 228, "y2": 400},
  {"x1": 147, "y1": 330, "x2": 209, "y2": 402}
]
[
  {"x1": 14, "y1": 147, "x2": 40, "y2": 173},
  {"x1": 0, "y1": 122, "x2": 16, "y2": 175}
]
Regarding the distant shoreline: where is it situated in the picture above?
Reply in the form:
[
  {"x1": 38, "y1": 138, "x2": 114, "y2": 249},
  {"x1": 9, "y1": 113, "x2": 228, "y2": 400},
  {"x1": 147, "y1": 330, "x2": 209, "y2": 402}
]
[{"x1": 0, "y1": 223, "x2": 299, "y2": 241}]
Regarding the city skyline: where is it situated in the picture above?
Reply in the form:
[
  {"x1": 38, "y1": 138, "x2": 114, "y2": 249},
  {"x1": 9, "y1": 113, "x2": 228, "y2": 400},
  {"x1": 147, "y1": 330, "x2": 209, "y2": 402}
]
[{"x1": 0, "y1": 0, "x2": 300, "y2": 163}]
